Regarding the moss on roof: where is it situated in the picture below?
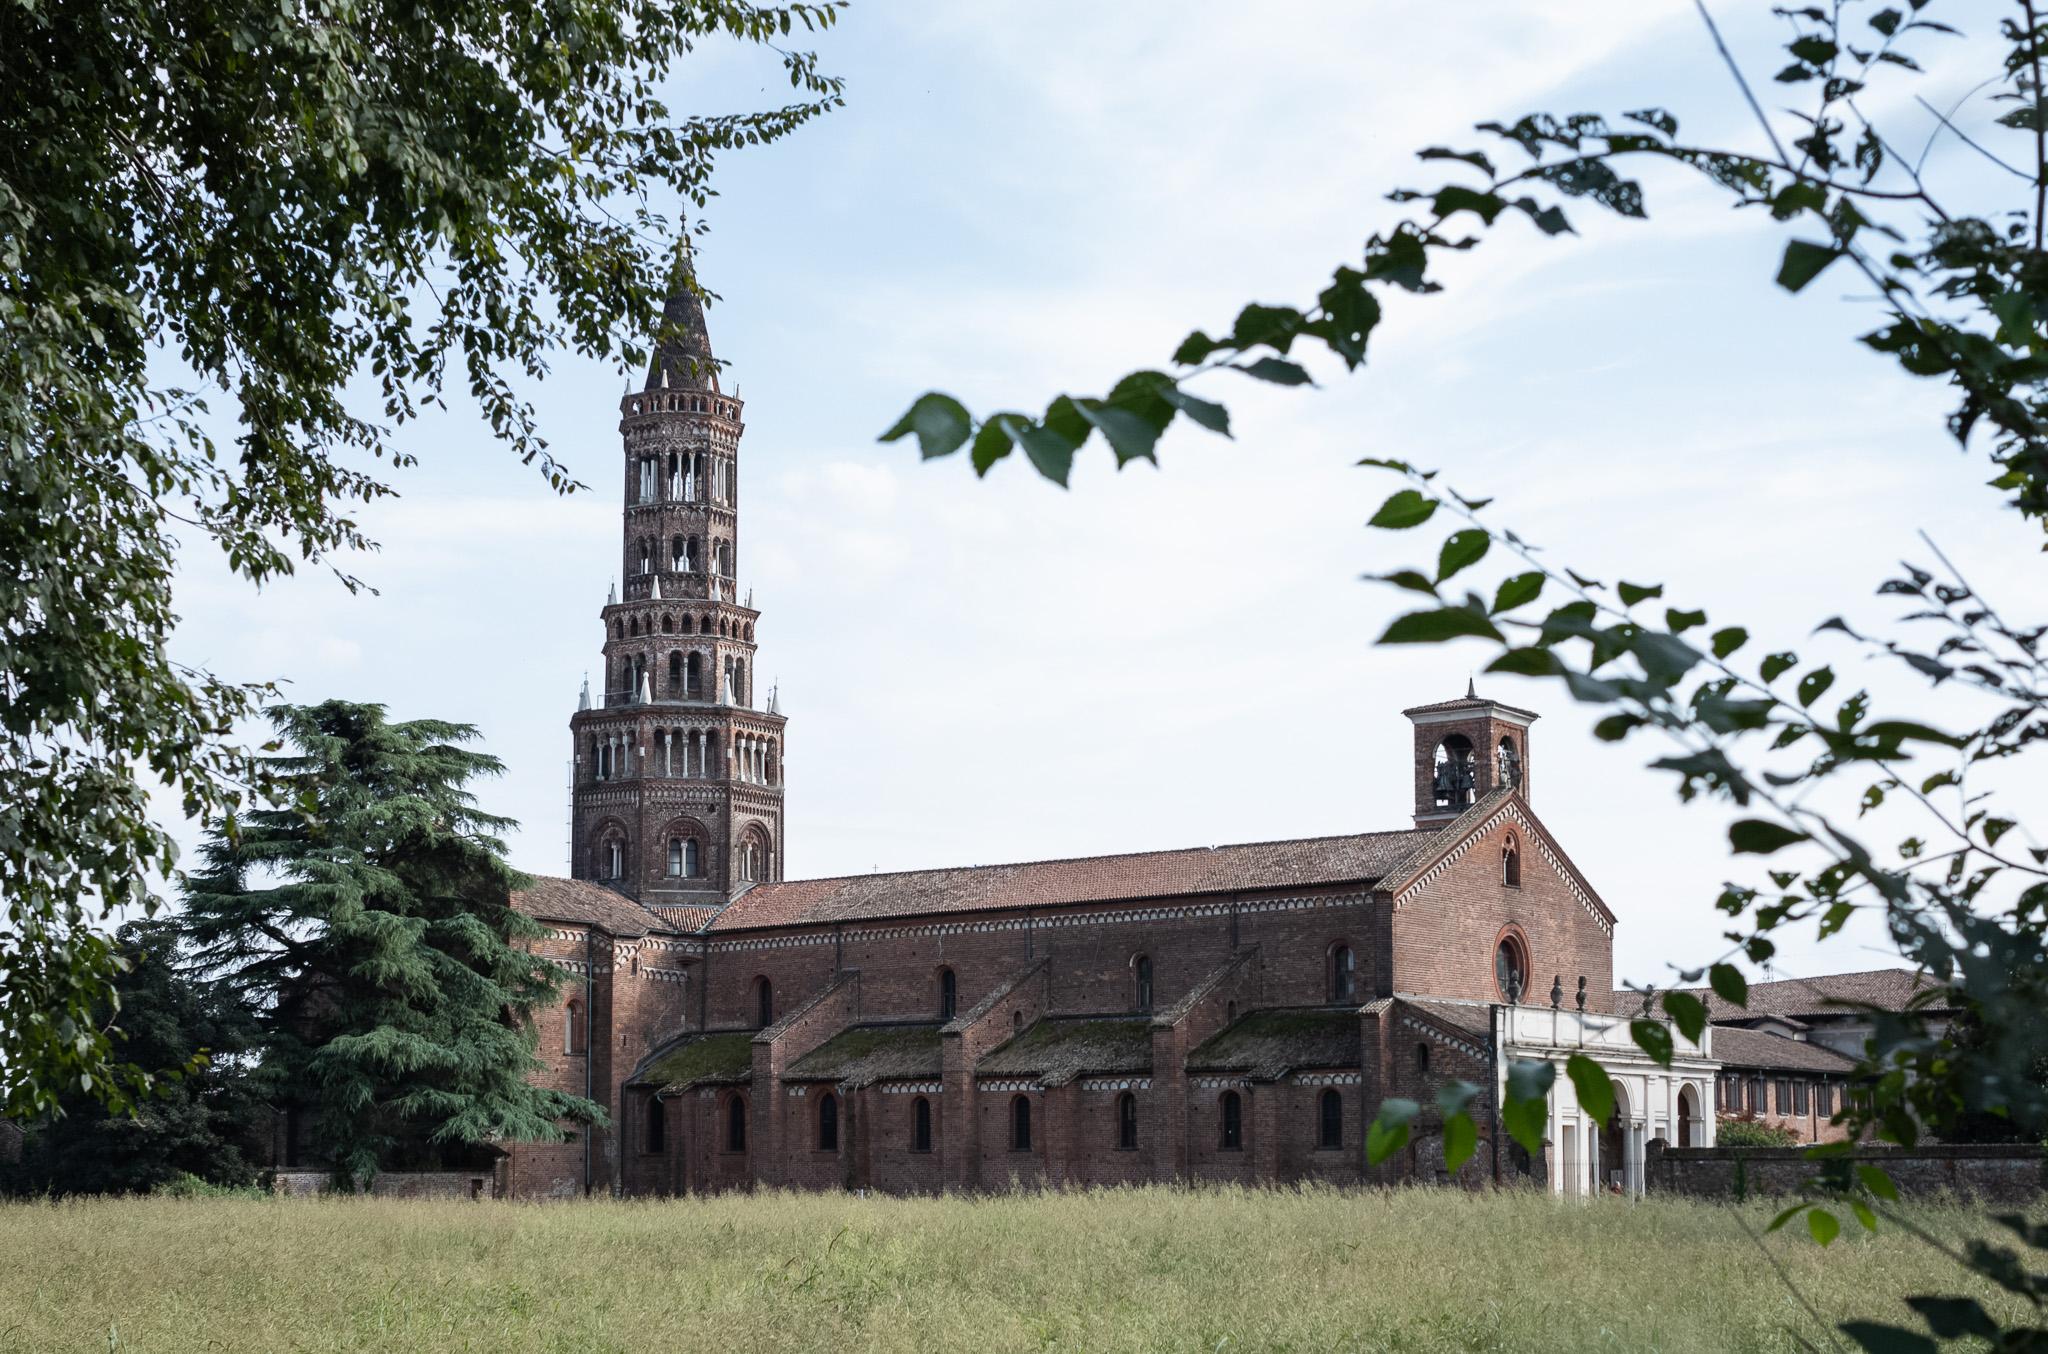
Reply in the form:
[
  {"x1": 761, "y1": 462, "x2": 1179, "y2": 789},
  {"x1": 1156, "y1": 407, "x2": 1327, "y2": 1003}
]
[
  {"x1": 1187, "y1": 1007, "x2": 1361, "y2": 1078},
  {"x1": 784, "y1": 1023, "x2": 943, "y2": 1086},
  {"x1": 628, "y1": 1031, "x2": 756, "y2": 1090},
  {"x1": 976, "y1": 1015, "x2": 1152, "y2": 1086}
]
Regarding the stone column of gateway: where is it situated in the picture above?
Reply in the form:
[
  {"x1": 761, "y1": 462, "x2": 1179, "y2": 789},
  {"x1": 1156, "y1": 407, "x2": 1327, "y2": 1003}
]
[
  {"x1": 1493, "y1": 1000, "x2": 1717, "y2": 1198},
  {"x1": 566, "y1": 246, "x2": 787, "y2": 914}
]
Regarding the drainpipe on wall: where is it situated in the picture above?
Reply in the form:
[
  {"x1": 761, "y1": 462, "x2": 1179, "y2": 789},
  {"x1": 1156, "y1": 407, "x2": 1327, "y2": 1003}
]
[{"x1": 584, "y1": 927, "x2": 595, "y2": 1195}]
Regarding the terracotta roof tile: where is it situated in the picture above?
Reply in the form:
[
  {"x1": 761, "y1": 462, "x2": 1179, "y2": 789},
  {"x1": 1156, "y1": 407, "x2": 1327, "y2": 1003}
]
[
  {"x1": 511, "y1": 875, "x2": 678, "y2": 937},
  {"x1": 711, "y1": 831, "x2": 1433, "y2": 932},
  {"x1": 1711, "y1": 1026, "x2": 1858, "y2": 1073},
  {"x1": 976, "y1": 1016, "x2": 1153, "y2": 1086},
  {"x1": 784, "y1": 1023, "x2": 943, "y2": 1086},
  {"x1": 646, "y1": 904, "x2": 722, "y2": 932},
  {"x1": 1673, "y1": 968, "x2": 1955, "y2": 1022},
  {"x1": 1187, "y1": 1007, "x2": 1362, "y2": 1078}
]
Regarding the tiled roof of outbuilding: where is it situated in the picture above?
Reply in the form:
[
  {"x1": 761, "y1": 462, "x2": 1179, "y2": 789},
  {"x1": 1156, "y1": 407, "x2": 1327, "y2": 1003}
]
[
  {"x1": 646, "y1": 904, "x2": 723, "y2": 932},
  {"x1": 1187, "y1": 1007, "x2": 1362, "y2": 1078},
  {"x1": 1711, "y1": 1026, "x2": 1859, "y2": 1074},
  {"x1": 1673, "y1": 968, "x2": 1956, "y2": 1022},
  {"x1": 710, "y1": 831, "x2": 1433, "y2": 932},
  {"x1": 784, "y1": 1024, "x2": 944, "y2": 1087},
  {"x1": 976, "y1": 1016, "x2": 1153, "y2": 1086},
  {"x1": 1400, "y1": 996, "x2": 1494, "y2": 1040},
  {"x1": 626, "y1": 1031, "x2": 756, "y2": 1090},
  {"x1": 511, "y1": 876, "x2": 679, "y2": 937}
]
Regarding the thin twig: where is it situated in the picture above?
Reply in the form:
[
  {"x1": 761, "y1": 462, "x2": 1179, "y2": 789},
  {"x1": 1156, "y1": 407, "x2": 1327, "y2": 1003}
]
[{"x1": 1695, "y1": 0, "x2": 1794, "y2": 166}]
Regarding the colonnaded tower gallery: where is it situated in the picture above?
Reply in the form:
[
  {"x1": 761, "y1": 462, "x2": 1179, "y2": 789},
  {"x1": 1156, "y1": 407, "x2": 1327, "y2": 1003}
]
[{"x1": 502, "y1": 267, "x2": 1871, "y2": 1201}]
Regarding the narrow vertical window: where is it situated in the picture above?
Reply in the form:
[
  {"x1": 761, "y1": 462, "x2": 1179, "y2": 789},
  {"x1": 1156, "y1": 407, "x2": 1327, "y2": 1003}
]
[
  {"x1": 667, "y1": 837, "x2": 683, "y2": 877},
  {"x1": 726, "y1": 1095, "x2": 747, "y2": 1152},
  {"x1": 684, "y1": 839, "x2": 701, "y2": 878},
  {"x1": 646, "y1": 1096, "x2": 666, "y2": 1154},
  {"x1": 818, "y1": 1093, "x2": 839, "y2": 1151},
  {"x1": 1117, "y1": 1092, "x2": 1138, "y2": 1151},
  {"x1": 938, "y1": 968, "x2": 958, "y2": 1021},
  {"x1": 1330, "y1": 944, "x2": 1356, "y2": 1003},
  {"x1": 912, "y1": 1097, "x2": 933, "y2": 1153},
  {"x1": 1319, "y1": 1089, "x2": 1343, "y2": 1149},
  {"x1": 1011, "y1": 1095, "x2": 1033, "y2": 1151},
  {"x1": 563, "y1": 1000, "x2": 581, "y2": 1056},
  {"x1": 1220, "y1": 1091, "x2": 1243, "y2": 1151},
  {"x1": 1133, "y1": 955, "x2": 1153, "y2": 1012},
  {"x1": 1502, "y1": 833, "x2": 1522, "y2": 887},
  {"x1": 754, "y1": 977, "x2": 774, "y2": 1029}
]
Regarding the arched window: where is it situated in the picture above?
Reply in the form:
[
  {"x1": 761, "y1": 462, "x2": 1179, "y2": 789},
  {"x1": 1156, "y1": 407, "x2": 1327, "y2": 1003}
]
[
  {"x1": 938, "y1": 968, "x2": 958, "y2": 1021},
  {"x1": 563, "y1": 999, "x2": 583, "y2": 1055},
  {"x1": 912, "y1": 1097, "x2": 933, "y2": 1153},
  {"x1": 605, "y1": 837, "x2": 625, "y2": 881},
  {"x1": 1502, "y1": 833, "x2": 1522, "y2": 887},
  {"x1": 671, "y1": 534, "x2": 687, "y2": 569},
  {"x1": 753, "y1": 977, "x2": 774, "y2": 1029},
  {"x1": 1133, "y1": 955, "x2": 1154, "y2": 1012},
  {"x1": 661, "y1": 614, "x2": 675, "y2": 635},
  {"x1": 1498, "y1": 735, "x2": 1521, "y2": 789},
  {"x1": 1431, "y1": 735, "x2": 1478, "y2": 809},
  {"x1": 726, "y1": 1095, "x2": 748, "y2": 1152},
  {"x1": 1117, "y1": 1092, "x2": 1138, "y2": 1151},
  {"x1": 646, "y1": 1096, "x2": 666, "y2": 1154},
  {"x1": 817, "y1": 1093, "x2": 839, "y2": 1151},
  {"x1": 1012, "y1": 1010, "x2": 1024, "y2": 1032},
  {"x1": 1415, "y1": 1042, "x2": 1431, "y2": 1075},
  {"x1": 1329, "y1": 944, "x2": 1356, "y2": 1003},
  {"x1": 1011, "y1": 1095, "x2": 1033, "y2": 1151},
  {"x1": 1318, "y1": 1089, "x2": 1343, "y2": 1149},
  {"x1": 684, "y1": 839, "x2": 701, "y2": 878},
  {"x1": 685, "y1": 651, "x2": 703, "y2": 698},
  {"x1": 1495, "y1": 934, "x2": 1528, "y2": 1002},
  {"x1": 668, "y1": 651, "x2": 683, "y2": 695},
  {"x1": 1220, "y1": 1091, "x2": 1243, "y2": 1151}
]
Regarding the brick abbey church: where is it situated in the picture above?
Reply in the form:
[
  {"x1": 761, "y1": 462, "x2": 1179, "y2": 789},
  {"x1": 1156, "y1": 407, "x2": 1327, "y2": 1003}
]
[{"x1": 499, "y1": 270, "x2": 1937, "y2": 1200}]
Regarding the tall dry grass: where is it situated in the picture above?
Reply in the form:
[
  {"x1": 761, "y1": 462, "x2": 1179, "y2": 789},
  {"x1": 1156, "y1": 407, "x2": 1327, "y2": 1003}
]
[{"x1": 0, "y1": 1186, "x2": 2029, "y2": 1352}]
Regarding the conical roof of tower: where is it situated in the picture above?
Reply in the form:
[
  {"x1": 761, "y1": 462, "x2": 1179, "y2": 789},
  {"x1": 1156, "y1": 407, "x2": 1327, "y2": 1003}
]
[{"x1": 643, "y1": 244, "x2": 720, "y2": 393}]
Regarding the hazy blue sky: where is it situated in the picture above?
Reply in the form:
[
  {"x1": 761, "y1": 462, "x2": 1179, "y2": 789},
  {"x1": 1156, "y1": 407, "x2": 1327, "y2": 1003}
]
[{"x1": 167, "y1": 2, "x2": 2041, "y2": 992}]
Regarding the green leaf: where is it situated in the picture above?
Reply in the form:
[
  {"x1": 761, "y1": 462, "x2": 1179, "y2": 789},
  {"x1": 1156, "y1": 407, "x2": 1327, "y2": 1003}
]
[
  {"x1": 1708, "y1": 963, "x2": 1748, "y2": 1009},
  {"x1": 1491, "y1": 572, "x2": 1545, "y2": 614},
  {"x1": 1441, "y1": 1111, "x2": 1477, "y2": 1171},
  {"x1": 1379, "y1": 608, "x2": 1504, "y2": 645},
  {"x1": 1631, "y1": 1018, "x2": 1674, "y2": 1066},
  {"x1": 1857, "y1": 1164, "x2": 1899, "y2": 1201},
  {"x1": 1565, "y1": 1053, "x2": 1614, "y2": 1123},
  {"x1": 970, "y1": 417, "x2": 1022, "y2": 475},
  {"x1": 1074, "y1": 400, "x2": 1163, "y2": 467},
  {"x1": 1777, "y1": 240, "x2": 1843, "y2": 293},
  {"x1": 1761, "y1": 651, "x2": 1798, "y2": 683},
  {"x1": 1238, "y1": 357, "x2": 1313, "y2": 385},
  {"x1": 1807, "y1": 1207, "x2": 1840, "y2": 1247},
  {"x1": 1797, "y1": 666, "x2": 1835, "y2": 707},
  {"x1": 1437, "y1": 1082, "x2": 1479, "y2": 1120},
  {"x1": 1368, "y1": 490, "x2": 1439, "y2": 530},
  {"x1": 1488, "y1": 648, "x2": 1562, "y2": 677},
  {"x1": 1617, "y1": 580, "x2": 1663, "y2": 606},
  {"x1": 1729, "y1": 820, "x2": 1811, "y2": 855},
  {"x1": 879, "y1": 392, "x2": 973, "y2": 460},
  {"x1": 1664, "y1": 608, "x2": 1706, "y2": 633},
  {"x1": 1378, "y1": 570, "x2": 1439, "y2": 596},
  {"x1": 1173, "y1": 330, "x2": 1220, "y2": 365},
  {"x1": 1014, "y1": 420, "x2": 1080, "y2": 487},
  {"x1": 1710, "y1": 627, "x2": 1749, "y2": 659},
  {"x1": 1160, "y1": 385, "x2": 1232, "y2": 436},
  {"x1": 1436, "y1": 530, "x2": 1491, "y2": 581},
  {"x1": 1662, "y1": 990, "x2": 1707, "y2": 1043},
  {"x1": 1501, "y1": 1059, "x2": 1556, "y2": 1154},
  {"x1": 1367, "y1": 1098, "x2": 1419, "y2": 1165}
]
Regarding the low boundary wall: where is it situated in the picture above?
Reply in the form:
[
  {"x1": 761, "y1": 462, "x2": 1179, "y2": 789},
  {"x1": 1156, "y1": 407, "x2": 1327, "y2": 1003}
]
[
  {"x1": 1646, "y1": 1142, "x2": 2044, "y2": 1202},
  {"x1": 270, "y1": 1170, "x2": 499, "y2": 1199}
]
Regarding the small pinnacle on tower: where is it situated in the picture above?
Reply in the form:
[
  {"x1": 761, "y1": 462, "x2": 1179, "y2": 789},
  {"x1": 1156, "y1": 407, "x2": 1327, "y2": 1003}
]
[
  {"x1": 1466, "y1": 674, "x2": 1477, "y2": 700},
  {"x1": 577, "y1": 674, "x2": 590, "y2": 712}
]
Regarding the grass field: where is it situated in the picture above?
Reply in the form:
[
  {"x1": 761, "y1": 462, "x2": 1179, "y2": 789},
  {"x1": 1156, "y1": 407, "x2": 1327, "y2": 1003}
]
[{"x1": 0, "y1": 1187, "x2": 2029, "y2": 1353}]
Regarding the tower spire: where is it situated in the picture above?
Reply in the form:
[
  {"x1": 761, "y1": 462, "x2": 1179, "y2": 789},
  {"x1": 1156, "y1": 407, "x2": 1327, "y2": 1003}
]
[{"x1": 644, "y1": 239, "x2": 719, "y2": 394}]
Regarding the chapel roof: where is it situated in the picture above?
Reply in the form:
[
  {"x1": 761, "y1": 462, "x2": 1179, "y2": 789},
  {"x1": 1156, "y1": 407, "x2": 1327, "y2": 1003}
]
[
  {"x1": 783, "y1": 1023, "x2": 944, "y2": 1087},
  {"x1": 1709, "y1": 1025, "x2": 1859, "y2": 1074},
  {"x1": 1186, "y1": 1007, "x2": 1362, "y2": 1078},
  {"x1": 976, "y1": 1015, "x2": 1154, "y2": 1086},
  {"x1": 511, "y1": 875, "x2": 680, "y2": 938},
  {"x1": 709, "y1": 829, "x2": 1435, "y2": 932},
  {"x1": 626, "y1": 1030, "x2": 757, "y2": 1091}
]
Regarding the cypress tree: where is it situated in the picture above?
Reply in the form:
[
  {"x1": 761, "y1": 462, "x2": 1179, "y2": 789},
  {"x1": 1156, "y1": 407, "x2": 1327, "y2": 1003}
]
[{"x1": 181, "y1": 700, "x2": 599, "y2": 1185}]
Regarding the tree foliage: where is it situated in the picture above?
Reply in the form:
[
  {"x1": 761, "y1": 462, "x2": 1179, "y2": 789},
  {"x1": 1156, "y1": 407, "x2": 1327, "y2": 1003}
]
[
  {"x1": 889, "y1": 2, "x2": 2048, "y2": 1346},
  {"x1": 1, "y1": 919, "x2": 265, "y2": 1196},
  {"x1": 0, "y1": 0, "x2": 842, "y2": 1117},
  {"x1": 179, "y1": 701, "x2": 596, "y2": 1186}
]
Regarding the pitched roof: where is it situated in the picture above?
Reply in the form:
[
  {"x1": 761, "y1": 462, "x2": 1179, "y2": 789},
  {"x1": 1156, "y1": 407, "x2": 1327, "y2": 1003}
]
[
  {"x1": 1675, "y1": 968, "x2": 1956, "y2": 1022},
  {"x1": 627, "y1": 1031, "x2": 756, "y2": 1091},
  {"x1": 784, "y1": 1023, "x2": 944, "y2": 1086},
  {"x1": 511, "y1": 876, "x2": 678, "y2": 938},
  {"x1": 1187, "y1": 1007, "x2": 1362, "y2": 1078},
  {"x1": 1401, "y1": 690, "x2": 1540, "y2": 720},
  {"x1": 710, "y1": 831, "x2": 1432, "y2": 932},
  {"x1": 1401, "y1": 996, "x2": 1494, "y2": 1040},
  {"x1": 1711, "y1": 1026, "x2": 1858, "y2": 1074},
  {"x1": 647, "y1": 904, "x2": 722, "y2": 933},
  {"x1": 976, "y1": 1016, "x2": 1153, "y2": 1086}
]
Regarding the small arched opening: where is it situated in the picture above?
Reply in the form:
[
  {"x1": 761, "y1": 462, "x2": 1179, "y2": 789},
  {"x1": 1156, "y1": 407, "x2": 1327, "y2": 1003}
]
[
  {"x1": 912, "y1": 1097, "x2": 933, "y2": 1153},
  {"x1": 817, "y1": 1093, "x2": 839, "y2": 1152},
  {"x1": 1220, "y1": 1091, "x2": 1244, "y2": 1151},
  {"x1": 1011, "y1": 1095, "x2": 1033, "y2": 1151},
  {"x1": 753, "y1": 976, "x2": 774, "y2": 1029},
  {"x1": 1117, "y1": 1092, "x2": 1138, "y2": 1151},
  {"x1": 725, "y1": 1094, "x2": 748, "y2": 1152},
  {"x1": 1432, "y1": 734, "x2": 1478, "y2": 809},
  {"x1": 1502, "y1": 832, "x2": 1522, "y2": 888},
  {"x1": 645, "y1": 1096, "x2": 666, "y2": 1155},
  {"x1": 938, "y1": 967, "x2": 958, "y2": 1021},
  {"x1": 1329, "y1": 943, "x2": 1356, "y2": 1003},
  {"x1": 1318, "y1": 1088, "x2": 1343, "y2": 1150},
  {"x1": 1132, "y1": 955, "x2": 1154, "y2": 1012}
]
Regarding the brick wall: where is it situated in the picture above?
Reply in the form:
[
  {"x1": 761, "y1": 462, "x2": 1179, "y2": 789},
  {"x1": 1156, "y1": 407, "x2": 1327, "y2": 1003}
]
[{"x1": 1648, "y1": 1143, "x2": 2045, "y2": 1201}]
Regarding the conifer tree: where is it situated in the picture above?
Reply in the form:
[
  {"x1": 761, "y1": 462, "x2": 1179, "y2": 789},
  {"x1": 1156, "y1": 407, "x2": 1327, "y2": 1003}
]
[{"x1": 180, "y1": 700, "x2": 598, "y2": 1186}]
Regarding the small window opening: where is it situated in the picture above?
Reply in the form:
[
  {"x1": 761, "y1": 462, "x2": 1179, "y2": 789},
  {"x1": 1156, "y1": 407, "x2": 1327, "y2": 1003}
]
[
  {"x1": 1220, "y1": 1091, "x2": 1243, "y2": 1151},
  {"x1": 1117, "y1": 1092, "x2": 1138, "y2": 1151},
  {"x1": 817, "y1": 1093, "x2": 839, "y2": 1152},
  {"x1": 1011, "y1": 1095, "x2": 1033, "y2": 1151},
  {"x1": 912, "y1": 1097, "x2": 933, "y2": 1153},
  {"x1": 1318, "y1": 1089, "x2": 1343, "y2": 1150}
]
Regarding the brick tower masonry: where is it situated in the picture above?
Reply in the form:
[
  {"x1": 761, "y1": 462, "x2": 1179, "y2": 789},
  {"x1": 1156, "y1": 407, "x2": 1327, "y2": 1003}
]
[{"x1": 567, "y1": 256, "x2": 787, "y2": 918}]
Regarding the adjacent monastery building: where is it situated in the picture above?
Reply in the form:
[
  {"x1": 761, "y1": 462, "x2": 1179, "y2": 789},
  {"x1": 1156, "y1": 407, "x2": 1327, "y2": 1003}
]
[{"x1": 504, "y1": 269, "x2": 1905, "y2": 1200}]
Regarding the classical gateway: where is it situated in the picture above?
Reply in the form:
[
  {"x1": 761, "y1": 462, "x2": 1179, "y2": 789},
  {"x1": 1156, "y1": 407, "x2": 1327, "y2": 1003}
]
[{"x1": 501, "y1": 269, "x2": 1909, "y2": 1199}]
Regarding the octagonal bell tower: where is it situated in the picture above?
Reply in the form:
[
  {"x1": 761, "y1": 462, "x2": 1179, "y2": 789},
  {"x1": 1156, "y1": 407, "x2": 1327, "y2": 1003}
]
[{"x1": 568, "y1": 251, "x2": 786, "y2": 914}]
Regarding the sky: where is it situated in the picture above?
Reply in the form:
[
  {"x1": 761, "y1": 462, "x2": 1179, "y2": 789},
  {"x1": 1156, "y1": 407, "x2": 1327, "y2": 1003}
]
[{"x1": 167, "y1": 1, "x2": 2045, "y2": 993}]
